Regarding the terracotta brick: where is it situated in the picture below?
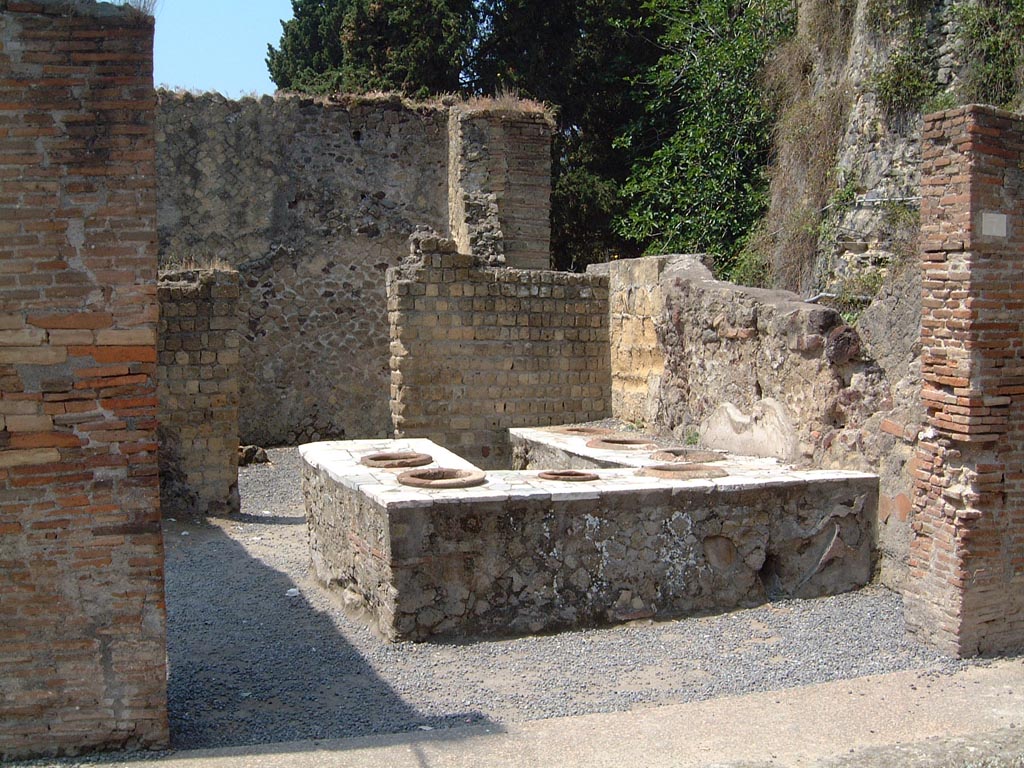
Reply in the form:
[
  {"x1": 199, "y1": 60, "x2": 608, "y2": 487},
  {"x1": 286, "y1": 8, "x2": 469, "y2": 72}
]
[
  {"x1": 26, "y1": 311, "x2": 113, "y2": 330},
  {"x1": 67, "y1": 344, "x2": 157, "y2": 364},
  {"x1": 907, "y1": 105, "x2": 1024, "y2": 658},
  {"x1": 0, "y1": 3, "x2": 166, "y2": 758}
]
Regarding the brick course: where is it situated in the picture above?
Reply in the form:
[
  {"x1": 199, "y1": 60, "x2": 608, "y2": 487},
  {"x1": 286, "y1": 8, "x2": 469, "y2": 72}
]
[
  {"x1": 157, "y1": 268, "x2": 240, "y2": 517},
  {"x1": 906, "y1": 105, "x2": 1024, "y2": 656},
  {"x1": 0, "y1": 0, "x2": 167, "y2": 758},
  {"x1": 387, "y1": 234, "x2": 610, "y2": 468}
]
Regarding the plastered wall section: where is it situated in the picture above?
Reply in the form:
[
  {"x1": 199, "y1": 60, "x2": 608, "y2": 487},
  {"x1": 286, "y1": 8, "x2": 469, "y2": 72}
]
[
  {"x1": 157, "y1": 269, "x2": 240, "y2": 517},
  {"x1": 906, "y1": 105, "x2": 1024, "y2": 657},
  {"x1": 388, "y1": 236, "x2": 610, "y2": 468},
  {"x1": 157, "y1": 96, "x2": 552, "y2": 447},
  {"x1": 596, "y1": 256, "x2": 669, "y2": 425},
  {"x1": 600, "y1": 254, "x2": 923, "y2": 585},
  {"x1": 0, "y1": 0, "x2": 167, "y2": 758},
  {"x1": 604, "y1": 256, "x2": 866, "y2": 461}
]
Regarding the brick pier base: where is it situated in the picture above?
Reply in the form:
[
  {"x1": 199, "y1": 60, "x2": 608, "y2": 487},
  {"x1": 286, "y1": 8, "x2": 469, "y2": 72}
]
[{"x1": 907, "y1": 105, "x2": 1024, "y2": 657}]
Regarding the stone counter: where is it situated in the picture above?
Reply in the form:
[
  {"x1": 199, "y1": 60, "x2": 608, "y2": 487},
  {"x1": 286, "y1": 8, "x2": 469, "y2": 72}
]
[
  {"x1": 301, "y1": 439, "x2": 878, "y2": 642},
  {"x1": 509, "y1": 426, "x2": 787, "y2": 471}
]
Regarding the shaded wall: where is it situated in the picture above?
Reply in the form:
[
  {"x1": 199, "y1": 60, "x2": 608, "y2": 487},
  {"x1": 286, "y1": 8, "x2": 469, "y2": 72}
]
[
  {"x1": 157, "y1": 268, "x2": 240, "y2": 517},
  {"x1": 0, "y1": 0, "x2": 167, "y2": 757}
]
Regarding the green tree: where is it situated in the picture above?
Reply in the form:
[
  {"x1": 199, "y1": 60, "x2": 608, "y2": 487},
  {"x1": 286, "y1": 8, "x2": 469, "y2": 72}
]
[
  {"x1": 474, "y1": 0, "x2": 658, "y2": 269},
  {"x1": 267, "y1": 0, "x2": 476, "y2": 97},
  {"x1": 615, "y1": 0, "x2": 795, "y2": 277}
]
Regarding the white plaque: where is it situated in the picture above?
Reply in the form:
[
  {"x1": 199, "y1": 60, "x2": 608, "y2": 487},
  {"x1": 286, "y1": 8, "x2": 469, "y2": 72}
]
[{"x1": 980, "y1": 211, "x2": 1008, "y2": 238}]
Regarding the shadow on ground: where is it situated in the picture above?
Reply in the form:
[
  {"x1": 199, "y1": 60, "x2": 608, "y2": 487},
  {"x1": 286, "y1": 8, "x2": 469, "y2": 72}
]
[{"x1": 162, "y1": 517, "x2": 495, "y2": 750}]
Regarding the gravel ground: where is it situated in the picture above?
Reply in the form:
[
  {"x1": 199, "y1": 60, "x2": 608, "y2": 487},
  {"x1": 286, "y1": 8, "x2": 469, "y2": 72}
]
[
  {"x1": 9, "y1": 445, "x2": 975, "y2": 765},
  {"x1": 159, "y1": 447, "x2": 969, "y2": 750}
]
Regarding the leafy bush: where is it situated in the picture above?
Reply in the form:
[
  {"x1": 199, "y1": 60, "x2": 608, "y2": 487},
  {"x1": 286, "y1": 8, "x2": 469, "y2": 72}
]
[
  {"x1": 955, "y1": 0, "x2": 1024, "y2": 110},
  {"x1": 869, "y1": 30, "x2": 938, "y2": 119},
  {"x1": 614, "y1": 0, "x2": 795, "y2": 279}
]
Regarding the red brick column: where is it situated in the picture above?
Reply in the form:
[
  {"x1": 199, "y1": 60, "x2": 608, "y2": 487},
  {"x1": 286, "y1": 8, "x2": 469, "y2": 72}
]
[
  {"x1": 0, "y1": 1, "x2": 167, "y2": 758},
  {"x1": 907, "y1": 105, "x2": 1024, "y2": 656}
]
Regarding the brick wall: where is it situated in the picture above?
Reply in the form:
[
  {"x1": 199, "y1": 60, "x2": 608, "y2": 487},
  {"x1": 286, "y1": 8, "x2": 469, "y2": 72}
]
[
  {"x1": 906, "y1": 105, "x2": 1024, "y2": 656},
  {"x1": 388, "y1": 235, "x2": 610, "y2": 468},
  {"x1": 0, "y1": 0, "x2": 167, "y2": 758},
  {"x1": 447, "y1": 105, "x2": 552, "y2": 270},
  {"x1": 157, "y1": 269, "x2": 240, "y2": 517}
]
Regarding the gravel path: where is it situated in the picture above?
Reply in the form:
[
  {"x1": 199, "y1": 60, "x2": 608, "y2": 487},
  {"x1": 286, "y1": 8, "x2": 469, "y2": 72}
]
[{"x1": 154, "y1": 447, "x2": 970, "y2": 750}]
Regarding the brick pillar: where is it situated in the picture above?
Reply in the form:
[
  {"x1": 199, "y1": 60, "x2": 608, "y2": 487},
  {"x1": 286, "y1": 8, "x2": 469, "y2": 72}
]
[
  {"x1": 907, "y1": 105, "x2": 1024, "y2": 657},
  {"x1": 448, "y1": 104, "x2": 553, "y2": 269},
  {"x1": 0, "y1": 1, "x2": 167, "y2": 758},
  {"x1": 157, "y1": 268, "x2": 240, "y2": 517}
]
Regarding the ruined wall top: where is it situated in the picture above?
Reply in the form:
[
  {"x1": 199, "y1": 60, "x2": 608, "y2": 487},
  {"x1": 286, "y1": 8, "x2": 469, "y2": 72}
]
[{"x1": 0, "y1": 0, "x2": 151, "y2": 21}]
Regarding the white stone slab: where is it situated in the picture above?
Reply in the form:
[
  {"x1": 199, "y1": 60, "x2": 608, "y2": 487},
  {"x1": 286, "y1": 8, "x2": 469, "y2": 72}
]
[{"x1": 302, "y1": 436, "x2": 878, "y2": 513}]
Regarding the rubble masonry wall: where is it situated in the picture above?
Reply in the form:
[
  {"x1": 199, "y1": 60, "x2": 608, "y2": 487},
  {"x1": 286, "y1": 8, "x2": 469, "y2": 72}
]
[{"x1": 157, "y1": 95, "x2": 552, "y2": 446}]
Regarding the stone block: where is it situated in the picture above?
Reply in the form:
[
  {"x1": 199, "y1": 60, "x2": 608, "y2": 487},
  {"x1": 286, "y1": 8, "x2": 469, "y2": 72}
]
[{"x1": 303, "y1": 436, "x2": 876, "y2": 642}]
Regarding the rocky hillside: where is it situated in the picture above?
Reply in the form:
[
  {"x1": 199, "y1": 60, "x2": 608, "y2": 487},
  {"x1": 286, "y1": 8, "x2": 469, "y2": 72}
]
[{"x1": 760, "y1": 0, "x2": 1021, "y2": 303}]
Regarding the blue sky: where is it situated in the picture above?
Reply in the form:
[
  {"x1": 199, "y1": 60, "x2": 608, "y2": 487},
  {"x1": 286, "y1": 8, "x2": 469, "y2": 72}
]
[{"x1": 153, "y1": 0, "x2": 294, "y2": 97}]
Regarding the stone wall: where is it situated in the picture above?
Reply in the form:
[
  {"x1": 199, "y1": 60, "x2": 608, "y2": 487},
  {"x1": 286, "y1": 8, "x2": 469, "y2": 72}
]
[
  {"x1": 157, "y1": 93, "x2": 450, "y2": 446},
  {"x1": 637, "y1": 256, "x2": 874, "y2": 462},
  {"x1": 157, "y1": 269, "x2": 240, "y2": 517},
  {"x1": 301, "y1": 439, "x2": 876, "y2": 642},
  {"x1": 819, "y1": 262, "x2": 923, "y2": 590},
  {"x1": 598, "y1": 256, "x2": 671, "y2": 426},
  {"x1": 601, "y1": 254, "x2": 917, "y2": 584},
  {"x1": 905, "y1": 106, "x2": 1024, "y2": 657},
  {"x1": 447, "y1": 105, "x2": 552, "y2": 269},
  {"x1": 388, "y1": 235, "x2": 610, "y2": 468},
  {"x1": 157, "y1": 94, "x2": 552, "y2": 446},
  {"x1": 0, "y1": 0, "x2": 167, "y2": 757}
]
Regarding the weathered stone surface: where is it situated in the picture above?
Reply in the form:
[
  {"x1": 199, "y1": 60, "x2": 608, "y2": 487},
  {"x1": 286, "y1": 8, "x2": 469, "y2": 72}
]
[
  {"x1": 448, "y1": 106, "x2": 553, "y2": 269},
  {"x1": 388, "y1": 235, "x2": 611, "y2": 469},
  {"x1": 639, "y1": 255, "x2": 857, "y2": 460},
  {"x1": 701, "y1": 400, "x2": 800, "y2": 461},
  {"x1": 157, "y1": 95, "x2": 554, "y2": 446},
  {"x1": 302, "y1": 438, "x2": 876, "y2": 642},
  {"x1": 598, "y1": 256, "x2": 672, "y2": 427},
  {"x1": 599, "y1": 255, "x2": 909, "y2": 584},
  {"x1": 238, "y1": 444, "x2": 270, "y2": 466}
]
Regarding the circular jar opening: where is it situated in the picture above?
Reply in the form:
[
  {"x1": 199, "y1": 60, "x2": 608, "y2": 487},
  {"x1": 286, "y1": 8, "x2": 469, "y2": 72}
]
[
  {"x1": 397, "y1": 468, "x2": 487, "y2": 489},
  {"x1": 649, "y1": 448, "x2": 726, "y2": 463},
  {"x1": 552, "y1": 425, "x2": 613, "y2": 436},
  {"x1": 537, "y1": 469, "x2": 600, "y2": 482},
  {"x1": 586, "y1": 436, "x2": 658, "y2": 451},
  {"x1": 637, "y1": 463, "x2": 729, "y2": 480},
  {"x1": 360, "y1": 451, "x2": 434, "y2": 469}
]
